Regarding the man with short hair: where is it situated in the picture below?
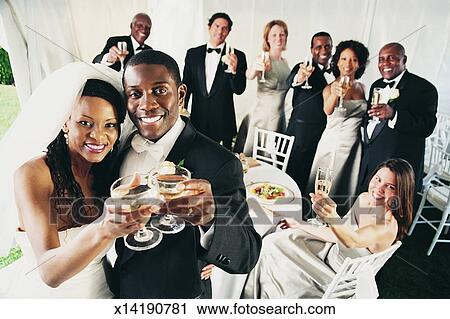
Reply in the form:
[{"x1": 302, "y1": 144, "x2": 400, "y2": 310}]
[
  {"x1": 182, "y1": 12, "x2": 247, "y2": 150},
  {"x1": 106, "y1": 50, "x2": 261, "y2": 298},
  {"x1": 93, "y1": 13, "x2": 152, "y2": 71},
  {"x1": 358, "y1": 42, "x2": 438, "y2": 194},
  {"x1": 285, "y1": 32, "x2": 334, "y2": 197}
]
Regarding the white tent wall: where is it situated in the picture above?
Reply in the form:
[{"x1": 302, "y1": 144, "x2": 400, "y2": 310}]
[{"x1": 0, "y1": 0, "x2": 449, "y2": 123}]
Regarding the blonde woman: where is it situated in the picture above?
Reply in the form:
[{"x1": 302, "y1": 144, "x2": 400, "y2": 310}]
[{"x1": 240, "y1": 20, "x2": 290, "y2": 155}]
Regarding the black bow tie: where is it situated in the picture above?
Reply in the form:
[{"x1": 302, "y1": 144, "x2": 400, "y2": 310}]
[
  {"x1": 382, "y1": 80, "x2": 395, "y2": 88},
  {"x1": 323, "y1": 68, "x2": 332, "y2": 74},
  {"x1": 207, "y1": 48, "x2": 221, "y2": 54},
  {"x1": 136, "y1": 45, "x2": 146, "y2": 51}
]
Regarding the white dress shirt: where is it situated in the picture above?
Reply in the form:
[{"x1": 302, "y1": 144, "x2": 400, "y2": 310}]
[
  {"x1": 292, "y1": 61, "x2": 334, "y2": 87},
  {"x1": 366, "y1": 70, "x2": 406, "y2": 139},
  {"x1": 101, "y1": 35, "x2": 146, "y2": 66},
  {"x1": 205, "y1": 42, "x2": 225, "y2": 93}
]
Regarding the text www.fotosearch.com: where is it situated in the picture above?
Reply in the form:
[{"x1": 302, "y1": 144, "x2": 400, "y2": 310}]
[{"x1": 196, "y1": 303, "x2": 336, "y2": 315}]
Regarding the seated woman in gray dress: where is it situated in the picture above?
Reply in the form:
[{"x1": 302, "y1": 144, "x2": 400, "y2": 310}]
[
  {"x1": 243, "y1": 158, "x2": 414, "y2": 298},
  {"x1": 306, "y1": 40, "x2": 369, "y2": 215}
]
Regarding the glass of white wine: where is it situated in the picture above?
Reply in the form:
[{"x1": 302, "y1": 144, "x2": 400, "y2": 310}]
[
  {"x1": 222, "y1": 44, "x2": 234, "y2": 73},
  {"x1": 307, "y1": 167, "x2": 332, "y2": 226},
  {"x1": 117, "y1": 41, "x2": 127, "y2": 71},
  {"x1": 110, "y1": 173, "x2": 163, "y2": 251},
  {"x1": 259, "y1": 51, "x2": 269, "y2": 83},
  {"x1": 150, "y1": 165, "x2": 191, "y2": 234},
  {"x1": 371, "y1": 87, "x2": 383, "y2": 124},
  {"x1": 301, "y1": 56, "x2": 313, "y2": 89},
  {"x1": 336, "y1": 75, "x2": 350, "y2": 112}
]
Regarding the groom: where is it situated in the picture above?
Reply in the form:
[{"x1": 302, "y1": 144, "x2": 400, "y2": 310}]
[
  {"x1": 106, "y1": 50, "x2": 261, "y2": 298},
  {"x1": 357, "y1": 42, "x2": 438, "y2": 194}
]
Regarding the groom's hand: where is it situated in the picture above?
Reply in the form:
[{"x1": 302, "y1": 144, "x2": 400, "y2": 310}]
[{"x1": 161, "y1": 179, "x2": 215, "y2": 226}]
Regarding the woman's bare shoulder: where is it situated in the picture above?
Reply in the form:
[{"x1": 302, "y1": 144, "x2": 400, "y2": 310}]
[
  {"x1": 353, "y1": 81, "x2": 366, "y2": 98},
  {"x1": 15, "y1": 155, "x2": 53, "y2": 191}
]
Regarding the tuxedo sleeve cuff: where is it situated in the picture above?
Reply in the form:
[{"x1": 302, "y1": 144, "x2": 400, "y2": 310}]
[
  {"x1": 100, "y1": 53, "x2": 114, "y2": 66},
  {"x1": 199, "y1": 222, "x2": 215, "y2": 249},
  {"x1": 388, "y1": 108, "x2": 398, "y2": 129},
  {"x1": 292, "y1": 74, "x2": 304, "y2": 87}
]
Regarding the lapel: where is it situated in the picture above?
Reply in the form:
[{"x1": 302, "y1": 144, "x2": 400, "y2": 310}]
[
  {"x1": 369, "y1": 119, "x2": 387, "y2": 143},
  {"x1": 208, "y1": 44, "x2": 227, "y2": 97},
  {"x1": 369, "y1": 71, "x2": 410, "y2": 143},
  {"x1": 117, "y1": 117, "x2": 196, "y2": 265},
  {"x1": 312, "y1": 62, "x2": 328, "y2": 88},
  {"x1": 165, "y1": 116, "x2": 197, "y2": 164},
  {"x1": 198, "y1": 45, "x2": 208, "y2": 97},
  {"x1": 365, "y1": 78, "x2": 385, "y2": 143}
]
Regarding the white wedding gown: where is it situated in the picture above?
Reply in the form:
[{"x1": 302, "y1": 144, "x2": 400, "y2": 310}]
[{"x1": 3, "y1": 225, "x2": 113, "y2": 298}]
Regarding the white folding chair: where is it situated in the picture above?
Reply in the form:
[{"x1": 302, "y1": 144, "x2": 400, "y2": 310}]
[
  {"x1": 424, "y1": 113, "x2": 450, "y2": 174},
  {"x1": 322, "y1": 241, "x2": 402, "y2": 299},
  {"x1": 252, "y1": 127, "x2": 295, "y2": 172},
  {"x1": 408, "y1": 148, "x2": 450, "y2": 255}
]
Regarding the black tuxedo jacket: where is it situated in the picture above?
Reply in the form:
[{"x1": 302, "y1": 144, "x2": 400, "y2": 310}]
[
  {"x1": 285, "y1": 62, "x2": 330, "y2": 193},
  {"x1": 358, "y1": 70, "x2": 438, "y2": 193},
  {"x1": 106, "y1": 117, "x2": 261, "y2": 298},
  {"x1": 182, "y1": 44, "x2": 247, "y2": 142},
  {"x1": 92, "y1": 35, "x2": 152, "y2": 71}
]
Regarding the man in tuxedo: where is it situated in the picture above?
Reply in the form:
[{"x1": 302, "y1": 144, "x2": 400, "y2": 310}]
[
  {"x1": 106, "y1": 50, "x2": 261, "y2": 298},
  {"x1": 285, "y1": 32, "x2": 333, "y2": 198},
  {"x1": 92, "y1": 13, "x2": 152, "y2": 71},
  {"x1": 358, "y1": 43, "x2": 438, "y2": 194},
  {"x1": 182, "y1": 12, "x2": 247, "y2": 150}
]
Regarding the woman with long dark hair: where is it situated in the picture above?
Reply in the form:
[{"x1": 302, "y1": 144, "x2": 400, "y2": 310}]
[
  {"x1": 1, "y1": 63, "x2": 145, "y2": 298},
  {"x1": 306, "y1": 40, "x2": 370, "y2": 214},
  {"x1": 243, "y1": 158, "x2": 414, "y2": 298}
]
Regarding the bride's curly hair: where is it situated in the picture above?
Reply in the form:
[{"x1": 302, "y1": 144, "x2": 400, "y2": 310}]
[{"x1": 45, "y1": 79, "x2": 126, "y2": 227}]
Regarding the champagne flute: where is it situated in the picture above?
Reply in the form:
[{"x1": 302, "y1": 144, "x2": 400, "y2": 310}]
[
  {"x1": 371, "y1": 87, "x2": 382, "y2": 124},
  {"x1": 117, "y1": 41, "x2": 127, "y2": 71},
  {"x1": 301, "y1": 56, "x2": 313, "y2": 89},
  {"x1": 259, "y1": 51, "x2": 269, "y2": 83},
  {"x1": 150, "y1": 165, "x2": 191, "y2": 234},
  {"x1": 222, "y1": 44, "x2": 234, "y2": 73},
  {"x1": 307, "y1": 167, "x2": 332, "y2": 226},
  {"x1": 336, "y1": 75, "x2": 350, "y2": 112},
  {"x1": 110, "y1": 173, "x2": 163, "y2": 251}
]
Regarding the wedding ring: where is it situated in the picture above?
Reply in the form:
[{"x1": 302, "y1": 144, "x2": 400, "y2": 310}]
[
  {"x1": 188, "y1": 208, "x2": 193, "y2": 216},
  {"x1": 377, "y1": 112, "x2": 380, "y2": 116}
]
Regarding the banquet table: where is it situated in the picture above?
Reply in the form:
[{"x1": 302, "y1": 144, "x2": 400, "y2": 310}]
[{"x1": 211, "y1": 161, "x2": 302, "y2": 299}]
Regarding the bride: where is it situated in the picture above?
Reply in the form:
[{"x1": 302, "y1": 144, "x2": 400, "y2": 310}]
[{"x1": 0, "y1": 62, "x2": 146, "y2": 298}]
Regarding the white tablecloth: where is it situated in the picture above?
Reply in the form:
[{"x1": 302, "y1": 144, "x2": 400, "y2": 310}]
[{"x1": 211, "y1": 161, "x2": 302, "y2": 299}]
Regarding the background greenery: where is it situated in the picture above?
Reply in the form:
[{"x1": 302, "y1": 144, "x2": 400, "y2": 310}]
[
  {"x1": 0, "y1": 47, "x2": 21, "y2": 267},
  {"x1": 0, "y1": 48, "x2": 14, "y2": 85}
]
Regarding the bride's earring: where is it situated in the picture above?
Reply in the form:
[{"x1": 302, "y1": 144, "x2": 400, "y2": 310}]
[{"x1": 63, "y1": 130, "x2": 69, "y2": 145}]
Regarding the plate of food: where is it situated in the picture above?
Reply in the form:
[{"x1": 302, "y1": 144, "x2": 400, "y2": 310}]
[{"x1": 246, "y1": 182, "x2": 293, "y2": 205}]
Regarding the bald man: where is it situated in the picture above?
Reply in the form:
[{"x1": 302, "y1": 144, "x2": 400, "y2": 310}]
[
  {"x1": 358, "y1": 43, "x2": 438, "y2": 194},
  {"x1": 93, "y1": 13, "x2": 152, "y2": 71}
]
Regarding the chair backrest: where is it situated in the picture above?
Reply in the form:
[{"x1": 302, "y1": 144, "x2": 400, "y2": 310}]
[
  {"x1": 322, "y1": 241, "x2": 402, "y2": 299},
  {"x1": 425, "y1": 143, "x2": 450, "y2": 185},
  {"x1": 252, "y1": 127, "x2": 295, "y2": 172}
]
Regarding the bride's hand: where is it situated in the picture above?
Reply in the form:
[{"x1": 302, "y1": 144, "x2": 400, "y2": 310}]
[{"x1": 100, "y1": 199, "x2": 160, "y2": 239}]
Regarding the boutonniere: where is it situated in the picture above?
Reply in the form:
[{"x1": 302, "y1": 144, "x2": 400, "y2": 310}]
[
  {"x1": 177, "y1": 159, "x2": 185, "y2": 168},
  {"x1": 389, "y1": 88, "x2": 400, "y2": 101}
]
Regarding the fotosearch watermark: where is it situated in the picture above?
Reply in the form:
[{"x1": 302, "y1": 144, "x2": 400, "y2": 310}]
[{"x1": 49, "y1": 193, "x2": 403, "y2": 227}]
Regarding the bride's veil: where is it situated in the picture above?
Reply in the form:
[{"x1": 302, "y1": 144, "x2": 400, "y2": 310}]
[{"x1": 0, "y1": 62, "x2": 127, "y2": 256}]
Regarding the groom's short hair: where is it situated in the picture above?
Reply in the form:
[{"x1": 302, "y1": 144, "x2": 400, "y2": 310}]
[{"x1": 124, "y1": 50, "x2": 182, "y2": 86}]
